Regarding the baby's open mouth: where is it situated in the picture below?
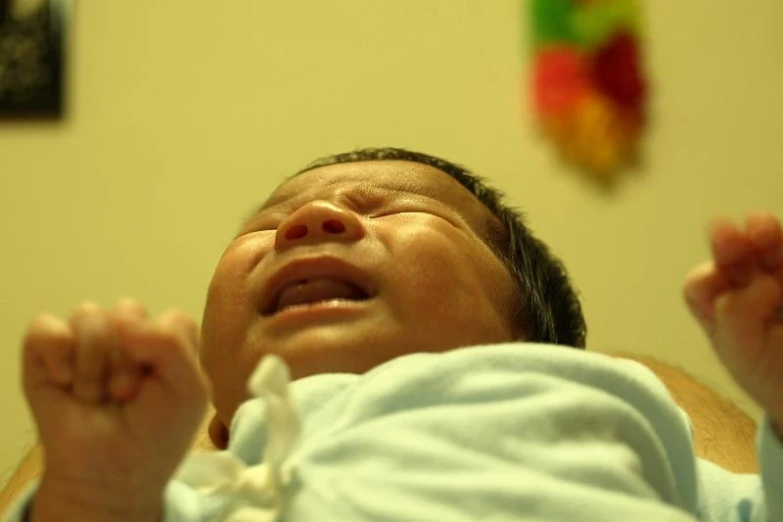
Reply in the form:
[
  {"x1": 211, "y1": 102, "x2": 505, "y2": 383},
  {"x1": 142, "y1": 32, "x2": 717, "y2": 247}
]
[{"x1": 269, "y1": 278, "x2": 370, "y2": 315}]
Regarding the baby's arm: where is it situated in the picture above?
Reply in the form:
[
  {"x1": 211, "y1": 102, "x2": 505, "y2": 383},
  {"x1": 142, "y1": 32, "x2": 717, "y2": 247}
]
[
  {"x1": 14, "y1": 300, "x2": 208, "y2": 522},
  {"x1": 0, "y1": 412, "x2": 219, "y2": 519},
  {"x1": 684, "y1": 211, "x2": 783, "y2": 435},
  {"x1": 657, "y1": 212, "x2": 783, "y2": 522}
]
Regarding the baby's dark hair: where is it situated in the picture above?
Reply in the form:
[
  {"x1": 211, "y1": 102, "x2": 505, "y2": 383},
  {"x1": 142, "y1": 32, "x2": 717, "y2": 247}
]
[{"x1": 297, "y1": 147, "x2": 587, "y2": 349}]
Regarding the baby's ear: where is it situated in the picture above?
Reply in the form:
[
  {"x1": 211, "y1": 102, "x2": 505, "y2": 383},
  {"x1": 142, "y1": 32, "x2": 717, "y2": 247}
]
[{"x1": 207, "y1": 412, "x2": 229, "y2": 449}]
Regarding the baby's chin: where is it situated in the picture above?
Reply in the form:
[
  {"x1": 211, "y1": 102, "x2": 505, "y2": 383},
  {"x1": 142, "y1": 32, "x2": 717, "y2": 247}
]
[
  {"x1": 264, "y1": 334, "x2": 382, "y2": 380},
  {"x1": 251, "y1": 318, "x2": 403, "y2": 379}
]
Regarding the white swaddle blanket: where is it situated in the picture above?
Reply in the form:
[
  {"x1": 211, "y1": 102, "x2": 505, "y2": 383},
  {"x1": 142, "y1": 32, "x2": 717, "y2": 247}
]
[
  {"x1": 166, "y1": 343, "x2": 782, "y2": 521},
  {"x1": 4, "y1": 343, "x2": 782, "y2": 522}
]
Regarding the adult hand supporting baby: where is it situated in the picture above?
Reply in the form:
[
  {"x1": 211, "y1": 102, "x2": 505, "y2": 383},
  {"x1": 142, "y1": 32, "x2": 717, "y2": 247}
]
[
  {"x1": 684, "y1": 212, "x2": 783, "y2": 439},
  {"x1": 21, "y1": 300, "x2": 209, "y2": 522}
]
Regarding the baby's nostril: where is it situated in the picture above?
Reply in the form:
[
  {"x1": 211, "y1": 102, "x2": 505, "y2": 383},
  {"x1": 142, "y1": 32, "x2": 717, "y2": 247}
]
[
  {"x1": 323, "y1": 220, "x2": 346, "y2": 233},
  {"x1": 285, "y1": 224, "x2": 308, "y2": 240}
]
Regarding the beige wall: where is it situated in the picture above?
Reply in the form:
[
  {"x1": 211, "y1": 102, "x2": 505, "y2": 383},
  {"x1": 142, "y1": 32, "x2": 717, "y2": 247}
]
[{"x1": 1, "y1": 1, "x2": 782, "y2": 481}]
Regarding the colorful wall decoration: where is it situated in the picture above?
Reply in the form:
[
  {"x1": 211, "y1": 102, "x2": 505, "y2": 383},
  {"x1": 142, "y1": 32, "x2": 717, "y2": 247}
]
[{"x1": 529, "y1": 0, "x2": 647, "y2": 183}]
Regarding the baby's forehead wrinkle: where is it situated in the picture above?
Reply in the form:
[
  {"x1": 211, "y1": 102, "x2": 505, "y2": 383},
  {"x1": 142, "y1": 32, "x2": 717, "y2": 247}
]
[
  {"x1": 271, "y1": 177, "x2": 371, "y2": 208},
  {"x1": 246, "y1": 161, "x2": 493, "y2": 233},
  {"x1": 255, "y1": 171, "x2": 423, "y2": 214}
]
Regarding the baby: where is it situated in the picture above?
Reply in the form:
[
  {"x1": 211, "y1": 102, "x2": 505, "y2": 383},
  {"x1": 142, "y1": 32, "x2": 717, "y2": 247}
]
[{"x1": 4, "y1": 148, "x2": 783, "y2": 521}]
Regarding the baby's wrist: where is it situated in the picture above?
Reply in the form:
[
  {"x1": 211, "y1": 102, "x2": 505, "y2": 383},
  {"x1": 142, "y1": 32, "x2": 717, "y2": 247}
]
[{"x1": 32, "y1": 473, "x2": 163, "y2": 522}]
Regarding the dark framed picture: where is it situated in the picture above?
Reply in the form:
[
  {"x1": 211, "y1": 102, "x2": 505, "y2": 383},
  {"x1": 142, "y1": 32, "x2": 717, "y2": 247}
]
[{"x1": 0, "y1": 0, "x2": 68, "y2": 118}]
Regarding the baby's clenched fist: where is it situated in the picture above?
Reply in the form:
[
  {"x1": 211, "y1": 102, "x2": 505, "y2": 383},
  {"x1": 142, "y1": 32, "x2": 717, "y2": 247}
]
[{"x1": 21, "y1": 299, "x2": 208, "y2": 511}]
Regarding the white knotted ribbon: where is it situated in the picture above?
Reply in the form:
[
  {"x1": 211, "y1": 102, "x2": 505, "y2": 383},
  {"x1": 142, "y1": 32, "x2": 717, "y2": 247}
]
[{"x1": 175, "y1": 355, "x2": 300, "y2": 522}]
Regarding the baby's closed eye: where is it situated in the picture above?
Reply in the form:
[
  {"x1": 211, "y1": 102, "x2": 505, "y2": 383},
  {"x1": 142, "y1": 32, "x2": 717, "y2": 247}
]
[{"x1": 371, "y1": 206, "x2": 429, "y2": 218}]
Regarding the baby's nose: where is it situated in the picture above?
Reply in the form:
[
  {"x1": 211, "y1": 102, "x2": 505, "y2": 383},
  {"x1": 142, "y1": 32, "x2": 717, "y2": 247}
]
[{"x1": 275, "y1": 201, "x2": 365, "y2": 247}]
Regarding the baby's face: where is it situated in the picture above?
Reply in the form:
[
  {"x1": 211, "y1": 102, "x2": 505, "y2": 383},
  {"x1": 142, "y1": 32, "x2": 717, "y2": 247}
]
[{"x1": 200, "y1": 160, "x2": 516, "y2": 426}]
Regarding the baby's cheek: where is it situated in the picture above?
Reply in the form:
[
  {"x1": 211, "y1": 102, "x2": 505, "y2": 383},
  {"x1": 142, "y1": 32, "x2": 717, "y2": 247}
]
[
  {"x1": 218, "y1": 236, "x2": 271, "y2": 282},
  {"x1": 200, "y1": 352, "x2": 246, "y2": 428},
  {"x1": 393, "y1": 234, "x2": 460, "y2": 287},
  {"x1": 406, "y1": 247, "x2": 480, "y2": 314},
  {"x1": 415, "y1": 234, "x2": 514, "y2": 339},
  {"x1": 385, "y1": 218, "x2": 464, "y2": 261},
  {"x1": 206, "y1": 239, "x2": 272, "y2": 324}
]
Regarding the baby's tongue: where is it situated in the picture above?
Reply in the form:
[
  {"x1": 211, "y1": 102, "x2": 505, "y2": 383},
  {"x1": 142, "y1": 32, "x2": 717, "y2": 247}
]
[{"x1": 276, "y1": 278, "x2": 365, "y2": 312}]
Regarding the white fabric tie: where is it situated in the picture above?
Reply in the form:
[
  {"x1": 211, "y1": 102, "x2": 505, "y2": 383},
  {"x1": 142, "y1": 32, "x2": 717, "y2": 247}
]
[{"x1": 175, "y1": 355, "x2": 300, "y2": 522}]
